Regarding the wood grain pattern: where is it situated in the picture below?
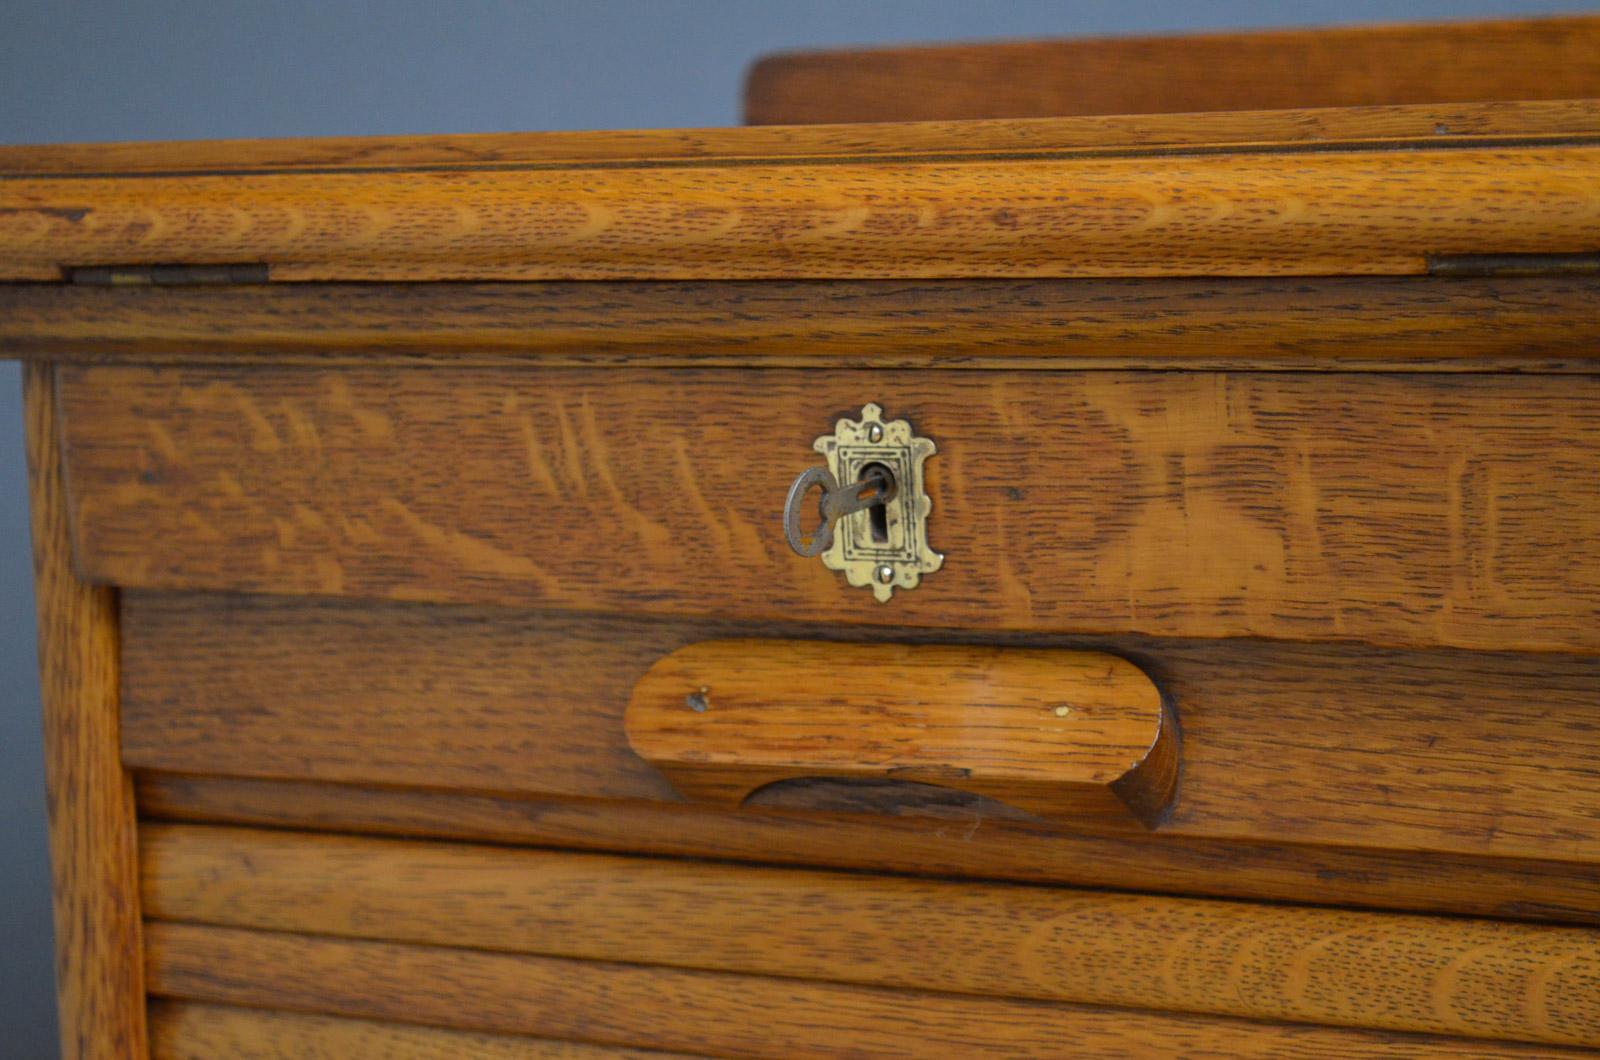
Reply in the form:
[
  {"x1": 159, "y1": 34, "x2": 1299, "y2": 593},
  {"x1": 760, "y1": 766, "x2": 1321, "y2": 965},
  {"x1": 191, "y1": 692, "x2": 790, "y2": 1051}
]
[
  {"x1": 150, "y1": 1002, "x2": 698, "y2": 1059},
  {"x1": 626, "y1": 640, "x2": 1174, "y2": 826},
  {"x1": 6, "y1": 136, "x2": 1600, "y2": 281},
  {"x1": 136, "y1": 772, "x2": 1600, "y2": 927},
  {"x1": 68, "y1": 366, "x2": 1600, "y2": 654},
  {"x1": 23, "y1": 363, "x2": 146, "y2": 1059},
  {"x1": 8, "y1": 98, "x2": 1599, "y2": 174},
  {"x1": 8, "y1": 276, "x2": 1600, "y2": 372},
  {"x1": 120, "y1": 594, "x2": 1600, "y2": 864},
  {"x1": 745, "y1": 15, "x2": 1600, "y2": 124},
  {"x1": 140, "y1": 824, "x2": 1600, "y2": 1045},
  {"x1": 146, "y1": 923, "x2": 1593, "y2": 1058}
]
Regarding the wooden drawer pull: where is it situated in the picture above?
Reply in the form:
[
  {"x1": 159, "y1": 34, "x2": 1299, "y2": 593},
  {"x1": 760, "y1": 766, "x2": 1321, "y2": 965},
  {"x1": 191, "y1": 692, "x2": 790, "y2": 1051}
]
[{"x1": 625, "y1": 640, "x2": 1175, "y2": 828}]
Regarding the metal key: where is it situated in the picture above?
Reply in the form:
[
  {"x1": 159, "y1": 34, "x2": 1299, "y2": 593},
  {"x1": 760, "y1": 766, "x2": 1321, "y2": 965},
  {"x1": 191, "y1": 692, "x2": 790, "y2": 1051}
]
[{"x1": 783, "y1": 464, "x2": 896, "y2": 557}]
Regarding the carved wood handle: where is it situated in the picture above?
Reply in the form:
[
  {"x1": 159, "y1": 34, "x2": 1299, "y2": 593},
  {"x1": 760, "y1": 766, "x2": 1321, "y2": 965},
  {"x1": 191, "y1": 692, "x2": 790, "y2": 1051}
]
[{"x1": 625, "y1": 639, "x2": 1177, "y2": 829}]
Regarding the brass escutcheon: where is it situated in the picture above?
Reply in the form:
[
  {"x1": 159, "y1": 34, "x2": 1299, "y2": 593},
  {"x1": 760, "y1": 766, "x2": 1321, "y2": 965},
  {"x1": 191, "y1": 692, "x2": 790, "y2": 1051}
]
[{"x1": 782, "y1": 403, "x2": 942, "y2": 601}]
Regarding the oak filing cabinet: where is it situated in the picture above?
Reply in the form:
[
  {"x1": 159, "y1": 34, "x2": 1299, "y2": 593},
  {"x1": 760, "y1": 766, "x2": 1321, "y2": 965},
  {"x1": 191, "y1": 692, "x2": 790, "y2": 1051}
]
[{"x1": 5, "y1": 14, "x2": 1600, "y2": 1059}]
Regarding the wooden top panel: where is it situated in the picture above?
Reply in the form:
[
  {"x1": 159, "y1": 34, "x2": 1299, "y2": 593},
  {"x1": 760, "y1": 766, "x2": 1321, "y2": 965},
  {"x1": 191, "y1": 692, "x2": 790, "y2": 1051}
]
[
  {"x1": 6, "y1": 98, "x2": 1596, "y2": 175},
  {"x1": 746, "y1": 15, "x2": 1600, "y2": 124},
  {"x1": 2, "y1": 100, "x2": 1599, "y2": 282}
]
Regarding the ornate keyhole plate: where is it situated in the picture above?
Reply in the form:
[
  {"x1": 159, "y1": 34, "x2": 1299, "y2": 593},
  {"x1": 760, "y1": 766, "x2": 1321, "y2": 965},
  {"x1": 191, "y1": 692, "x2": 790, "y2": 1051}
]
[{"x1": 801, "y1": 403, "x2": 942, "y2": 601}]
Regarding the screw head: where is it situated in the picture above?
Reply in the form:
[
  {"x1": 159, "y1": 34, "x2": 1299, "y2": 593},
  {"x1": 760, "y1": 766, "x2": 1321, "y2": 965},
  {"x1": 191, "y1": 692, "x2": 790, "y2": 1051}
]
[
  {"x1": 1053, "y1": 705, "x2": 1072, "y2": 718},
  {"x1": 875, "y1": 564, "x2": 894, "y2": 584},
  {"x1": 686, "y1": 687, "x2": 710, "y2": 712},
  {"x1": 867, "y1": 423, "x2": 884, "y2": 443}
]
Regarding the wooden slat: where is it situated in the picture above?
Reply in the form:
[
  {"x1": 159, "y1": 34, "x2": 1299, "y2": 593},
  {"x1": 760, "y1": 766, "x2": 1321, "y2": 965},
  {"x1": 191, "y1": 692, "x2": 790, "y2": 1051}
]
[
  {"x1": 121, "y1": 594, "x2": 1600, "y2": 864},
  {"x1": 625, "y1": 640, "x2": 1175, "y2": 826},
  {"x1": 7, "y1": 276, "x2": 1600, "y2": 372},
  {"x1": 745, "y1": 16, "x2": 1600, "y2": 124},
  {"x1": 7, "y1": 98, "x2": 1598, "y2": 175},
  {"x1": 139, "y1": 825, "x2": 1600, "y2": 1045},
  {"x1": 146, "y1": 923, "x2": 1591, "y2": 1058},
  {"x1": 136, "y1": 773, "x2": 1600, "y2": 927},
  {"x1": 150, "y1": 1002, "x2": 696, "y2": 1059},
  {"x1": 140, "y1": 825, "x2": 1600, "y2": 1045},
  {"x1": 68, "y1": 366, "x2": 1600, "y2": 654},
  {"x1": 5, "y1": 130, "x2": 1600, "y2": 282},
  {"x1": 24, "y1": 364, "x2": 146, "y2": 1059}
]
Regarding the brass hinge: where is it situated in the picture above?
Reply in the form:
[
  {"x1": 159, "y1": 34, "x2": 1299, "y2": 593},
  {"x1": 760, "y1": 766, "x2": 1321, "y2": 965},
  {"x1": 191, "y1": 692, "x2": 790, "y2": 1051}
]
[{"x1": 65, "y1": 263, "x2": 269, "y2": 286}]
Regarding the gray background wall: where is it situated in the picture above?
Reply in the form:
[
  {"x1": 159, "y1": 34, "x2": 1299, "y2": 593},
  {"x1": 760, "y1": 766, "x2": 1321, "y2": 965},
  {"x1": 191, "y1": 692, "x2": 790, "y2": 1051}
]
[{"x1": 2, "y1": 1, "x2": 1590, "y2": 1054}]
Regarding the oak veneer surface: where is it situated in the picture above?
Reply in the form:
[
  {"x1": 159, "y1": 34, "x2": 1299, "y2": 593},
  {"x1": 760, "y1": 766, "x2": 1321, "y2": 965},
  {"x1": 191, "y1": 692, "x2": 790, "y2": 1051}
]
[
  {"x1": 146, "y1": 924, "x2": 1592, "y2": 1059},
  {"x1": 120, "y1": 594, "x2": 1600, "y2": 865},
  {"x1": 139, "y1": 824, "x2": 1600, "y2": 1046},
  {"x1": 149, "y1": 1002, "x2": 698, "y2": 1060},
  {"x1": 7, "y1": 277, "x2": 1600, "y2": 372},
  {"x1": 5, "y1": 105, "x2": 1600, "y2": 281},
  {"x1": 136, "y1": 773, "x2": 1600, "y2": 927},
  {"x1": 744, "y1": 16, "x2": 1600, "y2": 124},
  {"x1": 24, "y1": 364, "x2": 146, "y2": 1060},
  {"x1": 68, "y1": 366, "x2": 1600, "y2": 654}
]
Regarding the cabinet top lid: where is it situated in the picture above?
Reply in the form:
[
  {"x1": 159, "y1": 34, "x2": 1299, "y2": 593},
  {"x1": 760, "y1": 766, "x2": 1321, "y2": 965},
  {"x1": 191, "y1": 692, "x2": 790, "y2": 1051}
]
[{"x1": 3, "y1": 98, "x2": 1600, "y2": 283}]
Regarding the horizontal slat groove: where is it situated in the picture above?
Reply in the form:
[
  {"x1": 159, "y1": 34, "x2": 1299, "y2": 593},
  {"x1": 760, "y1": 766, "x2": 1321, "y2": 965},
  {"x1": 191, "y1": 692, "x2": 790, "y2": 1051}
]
[
  {"x1": 140, "y1": 824, "x2": 1600, "y2": 1045},
  {"x1": 134, "y1": 773, "x2": 1600, "y2": 927},
  {"x1": 145, "y1": 922, "x2": 1598, "y2": 1058},
  {"x1": 6, "y1": 277, "x2": 1600, "y2": 372},
  {"x1": 149, "y1": 1001, "x2": 700, "y2": 1059}
]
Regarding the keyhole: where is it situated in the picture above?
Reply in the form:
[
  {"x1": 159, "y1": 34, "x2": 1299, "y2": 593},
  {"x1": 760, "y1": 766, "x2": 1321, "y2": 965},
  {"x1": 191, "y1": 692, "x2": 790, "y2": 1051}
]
[{"x1": 860, "y1": 462, "x2": 896, "y2": 543}]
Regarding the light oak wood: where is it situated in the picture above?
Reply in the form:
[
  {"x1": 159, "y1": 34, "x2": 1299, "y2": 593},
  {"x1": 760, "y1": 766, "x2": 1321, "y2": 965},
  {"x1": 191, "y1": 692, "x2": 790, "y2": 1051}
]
[
  {"x1": 140, "y1": 832, "x2": 1600, "y2": 1043},
  {"x1": 139, "y1": 824, "x2": 1600, "y2": 1045},
  {"x1": 626, "y1": 640, "x2": 1175, "y2": 826},
  {"x1": 145, "y1": 923, "x2": 1591, "y2": 1058},
  {"x1": 7, "y1": 276, "x2": 1600, "y2": 372},
  {"x1": 746, "y1": 15, "x2": 1600, "y2": 124},
  {"x1": 150, "y1": 1002, "x2": 698, "y2": 1059},
  {"x1": 120, "y1": 593, "x2": 1600, "y2": 864},
  {"x1": 66, "y1": 366, "x2": 1600, "y2": 654},
  {"x1": 5, "y1": 119, "x2": 1600, "y2": 281},
  {"x1": 7, "y1": 98, "x2": 1598, "y2": 174},
  {"x1": 136, "y1": 772, "x2": 1600, "y2": 927},
  {"x1": 24, "y1": 363, "x2": 146, "y2": 1059},
  {"x1": 13, "y1": 24, "x2": 1600, "y2": 1047}
]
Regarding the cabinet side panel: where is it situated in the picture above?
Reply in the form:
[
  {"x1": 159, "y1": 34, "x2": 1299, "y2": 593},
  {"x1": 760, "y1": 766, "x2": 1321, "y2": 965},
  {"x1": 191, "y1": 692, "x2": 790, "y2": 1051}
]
[{"x1": 24, "y1": 362, "x2": 145, "y2": 1059}]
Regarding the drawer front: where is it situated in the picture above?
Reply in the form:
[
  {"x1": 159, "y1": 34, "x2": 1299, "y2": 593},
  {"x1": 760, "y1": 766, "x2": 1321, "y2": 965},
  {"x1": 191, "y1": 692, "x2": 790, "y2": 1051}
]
[
  {"x1": 60, "y1": 364, "x2": 1600, "y2": 653},
  {"x1": 123, "y1": 592, "x2": 1600, "y2": 871}
]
